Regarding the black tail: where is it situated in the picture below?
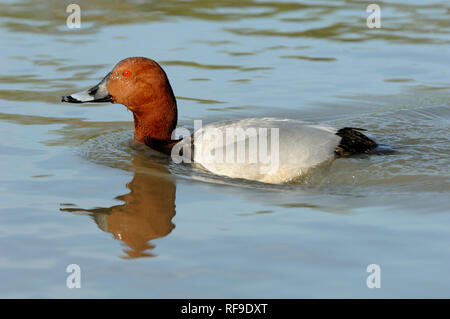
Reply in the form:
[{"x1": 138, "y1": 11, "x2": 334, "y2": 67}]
[{"x1": 335, "y1": 127, "x2": 378, "y2": 156}]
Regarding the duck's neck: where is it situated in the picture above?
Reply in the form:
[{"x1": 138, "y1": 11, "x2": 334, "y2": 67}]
[{"x1": 132, "y1": 101, "x2": 178, "y2": 154}]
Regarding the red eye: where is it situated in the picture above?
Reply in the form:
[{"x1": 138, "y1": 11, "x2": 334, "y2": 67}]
[{"x1": 123, "y1": 70, "x2": 131, "y2": 77}]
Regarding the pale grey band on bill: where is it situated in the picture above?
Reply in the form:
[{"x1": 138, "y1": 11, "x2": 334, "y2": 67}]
[{"x1": 61, "y1": 72, "x2": 112, "y2": 103}]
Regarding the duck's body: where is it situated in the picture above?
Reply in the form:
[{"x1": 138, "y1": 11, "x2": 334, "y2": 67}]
[
  {"x1": 62, "y1": 57, "x2": 378, "y2": 184},
  {"x1": 179, "y1": 118, "x2": 338, "y2": 183}
]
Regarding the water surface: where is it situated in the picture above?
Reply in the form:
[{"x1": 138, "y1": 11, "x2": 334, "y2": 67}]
[{"x1": 0, "y1": 0, "x2": 449, "y2": 298}]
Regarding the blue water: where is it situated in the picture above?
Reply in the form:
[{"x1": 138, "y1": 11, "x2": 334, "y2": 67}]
[{"x1": 0, "y1": 0, "x2": 449, "y2": 298}]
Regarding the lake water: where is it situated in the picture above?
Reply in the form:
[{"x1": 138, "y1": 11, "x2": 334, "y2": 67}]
[{"x1": 0, "y1": 0, "x2": 449, "y2": 298}]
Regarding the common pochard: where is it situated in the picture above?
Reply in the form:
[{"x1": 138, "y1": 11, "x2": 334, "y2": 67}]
[{"x1": 62, "y1": 57, "x2": 378, "y2": 183}]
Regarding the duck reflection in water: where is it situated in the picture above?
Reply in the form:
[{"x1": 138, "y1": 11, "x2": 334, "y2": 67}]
[{"x1": 61, "y1": 155, "x2": 176, "y2": 259}]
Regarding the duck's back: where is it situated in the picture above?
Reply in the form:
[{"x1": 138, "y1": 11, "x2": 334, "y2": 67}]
[{"x1": 188, "y1": 118, "x2": 341, "y2": 183}]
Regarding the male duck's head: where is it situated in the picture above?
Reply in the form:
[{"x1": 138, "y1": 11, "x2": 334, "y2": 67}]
[{"x1": 62, "y1": 57, "x2": 178, "y2": 142}]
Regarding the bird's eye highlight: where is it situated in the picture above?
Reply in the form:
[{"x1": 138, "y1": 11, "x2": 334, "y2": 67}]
[{"x1": 123, "y1": 70, "x2": 131, "y2": 77}]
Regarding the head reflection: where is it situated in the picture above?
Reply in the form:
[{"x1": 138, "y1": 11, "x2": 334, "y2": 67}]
[{"x1": 61, "y1": 156, "x2": 176, "y2": 259}]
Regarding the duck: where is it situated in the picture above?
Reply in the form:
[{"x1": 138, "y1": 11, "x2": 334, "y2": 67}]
[{"x1": 62, "y1": 57, "x2": 378, "y2": 184}]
